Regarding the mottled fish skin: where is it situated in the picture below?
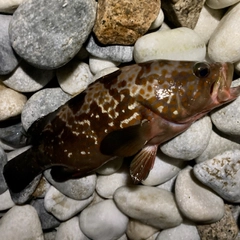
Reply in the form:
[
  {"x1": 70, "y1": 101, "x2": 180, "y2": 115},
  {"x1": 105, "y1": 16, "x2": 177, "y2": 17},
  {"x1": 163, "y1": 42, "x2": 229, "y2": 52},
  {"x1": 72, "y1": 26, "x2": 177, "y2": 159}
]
[{"x1": 3, "y1": 60, "x2": 240, "y2": 194}]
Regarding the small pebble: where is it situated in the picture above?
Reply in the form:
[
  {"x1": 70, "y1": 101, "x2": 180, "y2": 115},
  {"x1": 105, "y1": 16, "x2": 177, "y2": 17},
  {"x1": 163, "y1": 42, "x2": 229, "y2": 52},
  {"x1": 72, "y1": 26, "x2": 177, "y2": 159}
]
[
  {"x1": 175, "y1": 167, "x2": 225, "y2": 223},
  {"x1": 92, "y1": 67, "x2": 120, "y2": 82},
  {"x1": 157, "y1": 175, "x2": 177, "y2": 192},
  {"x1": 79, "y1": 199, "x2": 129, "y2": 240},
  {"x1": 55, "y1": 217, "x2": 90, "y2": 240},
  {"x1": 149, "y1": 8, "x2": 164, "y2": 30},
  {"x1": 0, "y1": 0, "x2": 24, "y2": 13},
  {"x1": 160, "y1": 116, "x2": 212, "y2": 160},
  {"x1": 1, "y1": 61, "x2": 54, "y2": 92},
  {"x1": 44, "y1": 186, "x2": 94, "y2": 221},
  {"x1": 0, "y1": 146, "x2": 8, "y2": 193},
  {"x1": 44, "y1": 170, "x2": 96, "y2": 200},
  {"x1": 206, "y1": 0, "x2": 240, "y2": 9},
  {"x1": 31, "y1": 176, "x2": 51, "y2": 199},
  {"x1": 114, "y1": 185, "x2": 183, "y2": 229},
  {"x1": 0, "y1": 205, "x2": 44, "y2": 240},
  {"x1": 57, "y1": 59, "x2": 93, "y2": 96},
  {"x1": 44, "y1": 231, "x2": 57, "y2": 240},
  {"x1": 0, "y1": 190, "x2": 15, "y2": 211},
  {"x1": 134, "y1": 27, "x2": 206, "y2": 63},
  {"x1": 194, "y1": 150, "x2": 240, "y2": 203},
  {"x1": 96, "y1": 157, "x2": 123, "y2": 175}
]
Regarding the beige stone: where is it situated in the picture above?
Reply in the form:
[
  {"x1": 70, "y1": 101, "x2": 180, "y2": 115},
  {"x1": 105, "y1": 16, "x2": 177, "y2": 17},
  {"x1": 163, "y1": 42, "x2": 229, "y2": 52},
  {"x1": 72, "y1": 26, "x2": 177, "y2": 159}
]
[{"x1": 93, "y1": 0, "x2": 160, "y2": 45}]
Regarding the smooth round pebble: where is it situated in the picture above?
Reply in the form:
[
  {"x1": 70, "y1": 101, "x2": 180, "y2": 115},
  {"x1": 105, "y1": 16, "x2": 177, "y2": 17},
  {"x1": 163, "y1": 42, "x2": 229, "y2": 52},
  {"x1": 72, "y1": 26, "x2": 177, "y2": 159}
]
[
  {"x1": 194, "y1": 150, "x2": 240, "y2": 203},
  {"x1": 0, "y1": 14, "x2": 19, "y2": 74},
  {"x1": 160, "y1": 116, "x2": 212, "y2": 160},
  {"x1": 0, "y1": 87, "x2": 27, "y2": 121},
  {"x1": 149, "y1": 8, "x2": 164, "y2": 30},
  {"x1": 208, "y1": 3, "x2": 240, "y2": 62},
  {"x1": 1, "y1": 61, "x2": 54, "y2": 92},
  {"x1": 57, "y1": 59, "x2": 93, "y2": 95},
  {"x1": 0, "y1": 146, "x2": 8, "y2": 193},
  {"x1": 0, "y1": 190, "x2": 15, "y2": 211},
  {"x1": 89, "y1": 55, "x2": 120, "y2": 75},
  {"x1": 96, "y1": 157, "x2": 123, "y2": 175},
  {"x1": 134, "y1": 27, "x2": 206, "y2": 63},
  {"x1": 80, "y1": 199, "x2": 129, "y2": 240},
  {"x1": 142, "y1": 152, "x2": 186, "y2": 186},
  {"x1": 114, "y1": 185, "x2": 183, "y2": 229},
  {"x1": 0, "y1": 0, "x2": 25, "y2": 13},
  {"x1": 156, "y1": 221, "x2": 200, "y2": 240},
  {"x1": 157, "y1": 175, "x2": 177, "y2": 192},
  {"x1": 44, "y1": 170, "x2": 96, "y2": 200},
  {"x1": 92, "y1": 67, "x2": 120, "y2": 82},
  {"x1": 175, "y1": 167, "x2": 225, "y2": 223},
  {"x1": 206, "y1": 0, "x2": 240, "y2": 9},
  {"x1": 9, "y1": 0, "x2": 96, "y2": 69},
  {"x1": 44, "y1": 186, "x2": 94, "y2": 221},
  {"x1": 21, "y1": 87, "x2": 72, "y2": 131},
  {"x1": 0, "y1": 205, "x2": 44, "y2": 240},
  {"x1": 56, "y1": 217, "x2": 90, "y2": 240}
]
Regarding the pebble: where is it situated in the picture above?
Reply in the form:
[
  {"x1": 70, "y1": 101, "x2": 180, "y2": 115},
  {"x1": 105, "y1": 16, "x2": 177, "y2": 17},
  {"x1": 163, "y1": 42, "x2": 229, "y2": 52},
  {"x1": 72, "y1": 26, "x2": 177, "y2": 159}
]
[
  {"x1": 44, "y1": 231, "x2": 57, "y2": 240},
  {"x1": 31, "y1": 176, "x2": 51, "y2": 199},
  {"x1": 0, "y1": 85, "x2": 27, "y2": 121},
  {"x1": 206, "y1": 0, "x2": 240, "y2": 9},
  {"x1": 0, "y1": 14, "x2": 19, "y2": 75},
  {"x1": 44, "y1": 186, "x2": 94, "y2": 221},
  {"x1": 0, "y1": 146, "x2": 8, "y2": 193},
  {"x1": 56, "y1": 59, "x2": 93, "y2": 95},
  {"x1": 134, "y1": 27, "x2": 206, "y2": 63},
  {"x1": 0, "y1": 0, "x2": 24, "y2": 13},
  {"x1": 114, "y1": 185, "x2": 183, "y2": 229},
  {"x1": 93, "y1": 0, "x2": 160, "y2": 45},
  {"x1": 126, "y1": 219, "x2": 159, "y2": 240},
  {"x1": 79, "y1": 199, "x2": 129, "y2": 240},
  {"x1": 1, "y1": 61, "x2": 54, "y2": 92},
  {"x1": 197, "y1": 205, "x2": 239, "y2": 240},
  {"x1": 0, "y1": 205, "x2": 44, "y2": 240},
  {"x1": 92, "y1": 66, "x2": 120, "y2": 82},
  {"x1": 149, "y1": 8, "x2": 164, "y2": 30},
  {"x1": 96, "y1": 157, "x2": 123, "y2": 175},
  {"x1": 175, "y1": 167, "x2": 225, "y2": 223},
  {"x1": 86, "y1": 35, "x2": 134, "y2": 63},
  {"x1": 208, "y1": 2, "x2": 240, "y2": 62},
  {"x1": 0, "y1": 190, "x2": 15, "y2": 211},
  {"x1": 160, "y1": 116, "x2": 212, "y2": 160},
  {"x1": 161, "y1": 0, "x2": 205, "y2": 29},
  {"x1": 194, "y1": 150, "x2": 240, "y2": 203},
  {"x1": 44, "y1": 170, "x2": 96, "y2": 200},
  {"x1": 156, "y1": 221, "x2": 200, "y2": 240},
  {"x1": 9, "y1": 0, "x2": 96, "y2": 69},
  {"x1": 157, "y1": 175, "x2": 177, "y2": 192},
  {"x1": 21, "y1": 87, "x2": 72, "y2": 131},
  {"x1": 141, "y1": 152, "x2": 186, "y2": 186},
  {"x1": 55, "y1": 217, "x2": 90, "y2": 240}
]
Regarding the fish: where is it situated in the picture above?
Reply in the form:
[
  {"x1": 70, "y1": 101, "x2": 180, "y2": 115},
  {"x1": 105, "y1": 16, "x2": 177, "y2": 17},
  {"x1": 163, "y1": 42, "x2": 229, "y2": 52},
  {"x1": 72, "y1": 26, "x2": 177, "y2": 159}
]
[{"x1": 3, "y1": 60, "x2": 240, "y2": 196}]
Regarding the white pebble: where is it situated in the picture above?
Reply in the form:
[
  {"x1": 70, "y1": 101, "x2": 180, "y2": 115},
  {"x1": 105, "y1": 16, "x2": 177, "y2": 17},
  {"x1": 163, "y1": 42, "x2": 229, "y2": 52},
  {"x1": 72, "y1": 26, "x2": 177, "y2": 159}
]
[
  {"x1": 206, "y1": 0, "x2": 240, "y2": 9},
  {"x1": 0, "y1": 190, "x2": 15, "y2": 211},
  {"x1": 79, "y1": 199, "x2": 129, "y2": 240},
  {"x1": 134, "y1": 27, "x2": 206, "y2": 63},
  {"x1": 149, "y1": 9, "x2": 164, "y2": 30},
  {"x1": 93, "y1": 67, "x2": 120, "y2": 82},
  {"x1": 0, "y1": 0, "x2": 25, "y2": 13},
  {"x1": 96, "y1": 157, "x2": 123, "y2": 175}
]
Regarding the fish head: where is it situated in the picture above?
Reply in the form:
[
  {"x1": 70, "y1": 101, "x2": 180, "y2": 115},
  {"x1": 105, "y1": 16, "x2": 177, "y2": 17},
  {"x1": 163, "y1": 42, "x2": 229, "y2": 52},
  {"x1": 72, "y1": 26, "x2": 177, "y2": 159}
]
[{"x1": 153, "y1": 61, "x2": 240, "y2": 123}]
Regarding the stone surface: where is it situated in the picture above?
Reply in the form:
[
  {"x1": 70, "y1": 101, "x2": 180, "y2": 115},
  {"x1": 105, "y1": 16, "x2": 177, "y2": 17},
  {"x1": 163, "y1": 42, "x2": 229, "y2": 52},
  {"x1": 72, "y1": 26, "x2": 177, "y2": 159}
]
[
  {"x1": 1, "y1": 61, "x2": 54, "y2": 92},
  {"x1": 160, "y1": 116, "x2": 212, "y2": 160},
  {"x1": 157, "y1": 175, "x2": 177, "y2": 192},
  {"x1": 0, "y1": 146, "x2": 8, "y2": 194},
  {"x1": 0, "y1": 190, "x2": 15, "y2": 211},
  {"x1": 92, "y1": 66, "x2": 120, "y2": 82},
  {"x1": 197, "y1": 205, "x2": 239, "y2": 240},
  {"x1": 44, "y1": 170, "x2": 96, "y2": 200},
  {"x1": 32, "y1": 176, "x2": 51, "y2": 199},
  {"x1": 194, "y1": 150, "x2": 240, "y2": 203},
  {"x1": 114, "y1": 185, "x2": 183, "y2": 229},
  {"x1": 206, "y1": 0, "x2": 240, "y2": 9},
  {"x1": 149, "y1": 8, "x2": 164, "y2": 30},
  {"x1": 56, "y1": 217, "x2": 90, "y2": 240},
  {"x1": 0, "y1": 0, "x2": 25, "y2": 13},
  {"x1": 93, "y1": 0, "x2": 160, "y2": 45},
  {"x1": 0, "y1": 86, "x2": 27, "y2": 121},
  {"x1": 161, "y1": 0, "x2": 206, "y2": 29},
  {"x1": 0, "y1": 205, "x2": 44, "y2": 240},
  {"x1": 57, "y1": 59, "x2": 93, "y2": 95},
  {"x1": 44, "y1": 186, "x2": 94, "y2": 221},
  {"x1": 80, "y1": 199, "x2": 129, "y2": 240},
  {"x1": 175, "y1": 167, "x2": 225, "y2": 223},
  {"x1": 86, "y1": 35, "x2": 134, "y2": 62},
  {"x1": 9, "y1": 0, "x2": 96, "y2": 69},
  {"x1": 208, "y1": 3, "x2": 240, "y2": 62},
  {"x1": 96, "y1": 157, "x2": 123, "y2": 175},
  {"x1": 134, "y1": 27, "x2": 206, "y2": 63},
  {"x1": 0, "y1": 14, "x2": 19, "y2": 74},
  {"x1": 21, "y1": 87, "x2": 71, "y2": 131}
]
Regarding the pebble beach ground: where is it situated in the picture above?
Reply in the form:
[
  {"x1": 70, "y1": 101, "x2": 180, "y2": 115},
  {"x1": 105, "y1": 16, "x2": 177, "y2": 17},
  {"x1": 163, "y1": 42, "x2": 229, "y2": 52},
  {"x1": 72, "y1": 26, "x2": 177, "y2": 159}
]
[{"x1": 1, "y1": 0, "x2": 240, "y2": 239}]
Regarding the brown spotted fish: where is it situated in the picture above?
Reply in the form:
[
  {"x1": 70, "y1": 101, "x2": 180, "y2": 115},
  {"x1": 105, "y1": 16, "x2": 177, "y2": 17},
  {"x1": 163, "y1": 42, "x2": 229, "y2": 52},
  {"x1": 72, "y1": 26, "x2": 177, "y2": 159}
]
[{"x1": 3, "y1": 60, "x2": 240, "y2": 194}]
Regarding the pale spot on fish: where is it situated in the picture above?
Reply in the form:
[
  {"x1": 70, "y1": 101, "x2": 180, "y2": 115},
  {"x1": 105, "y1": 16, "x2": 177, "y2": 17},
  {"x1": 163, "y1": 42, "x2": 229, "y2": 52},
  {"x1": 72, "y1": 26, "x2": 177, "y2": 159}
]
[
  {"x1": 120, "y1": 112, "x2": 140, "y2": 128},
  {"x1": 81, "y1": 151, "x2": 86, "y2": 155},
  {"x1": 68, "y1": 153, "x2": 72, "y2": 158},
  {"x1": 173, "y1": 110, "x2": 178, "y2": 115}
]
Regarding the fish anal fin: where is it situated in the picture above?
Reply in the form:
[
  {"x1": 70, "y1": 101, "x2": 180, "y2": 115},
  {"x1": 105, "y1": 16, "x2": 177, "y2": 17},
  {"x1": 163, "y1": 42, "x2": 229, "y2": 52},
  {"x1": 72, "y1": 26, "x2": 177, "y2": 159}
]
[{"x1": 130, "y1": 145, "x2": 158, "y2": 184}]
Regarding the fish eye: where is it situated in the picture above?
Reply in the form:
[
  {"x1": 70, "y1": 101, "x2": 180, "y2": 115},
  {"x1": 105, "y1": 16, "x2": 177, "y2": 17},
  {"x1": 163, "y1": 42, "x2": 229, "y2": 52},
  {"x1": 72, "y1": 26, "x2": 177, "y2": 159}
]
[{"x1": 193, "y1": 62, "x2": 210, "y2": 78}]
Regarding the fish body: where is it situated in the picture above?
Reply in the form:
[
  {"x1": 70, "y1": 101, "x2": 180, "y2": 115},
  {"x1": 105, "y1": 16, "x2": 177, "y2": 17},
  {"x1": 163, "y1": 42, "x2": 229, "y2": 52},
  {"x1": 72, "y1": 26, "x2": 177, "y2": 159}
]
[{"x1": 3, "y1": 60, "x2": 240, "y2": 194}]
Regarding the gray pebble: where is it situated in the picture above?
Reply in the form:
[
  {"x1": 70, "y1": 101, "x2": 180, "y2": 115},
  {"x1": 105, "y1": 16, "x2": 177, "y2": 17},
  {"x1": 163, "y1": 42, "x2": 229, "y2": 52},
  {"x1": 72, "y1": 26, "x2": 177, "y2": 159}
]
[
  {"x1": 21, "y1": 87, "x2": 72, "y2": 131},
  {"x1": 86, "y1": 35, "x2": 134, "y2": 62},
  {"x1": 1, "y1": 61, "x2": 54, "y2": 92},
  {"x1": 0, "y1": 14, "x2": 19, "y2": 75},
  {"x1": 9, "y1": 0, "x2": 96, "y2": 69},
  {"x1": 0, "y1": 146, "x2": 8, "y2": 194}
]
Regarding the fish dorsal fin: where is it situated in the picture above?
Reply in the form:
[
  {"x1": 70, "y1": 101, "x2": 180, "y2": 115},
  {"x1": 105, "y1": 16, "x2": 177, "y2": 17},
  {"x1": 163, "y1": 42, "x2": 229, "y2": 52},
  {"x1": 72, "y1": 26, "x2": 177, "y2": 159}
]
[
  {"x1": 130, "y1": 145, "x2": 158, "y2": 184},
  {"x1": 100, "y1": 122, "x2": 151, "y2": 157}
]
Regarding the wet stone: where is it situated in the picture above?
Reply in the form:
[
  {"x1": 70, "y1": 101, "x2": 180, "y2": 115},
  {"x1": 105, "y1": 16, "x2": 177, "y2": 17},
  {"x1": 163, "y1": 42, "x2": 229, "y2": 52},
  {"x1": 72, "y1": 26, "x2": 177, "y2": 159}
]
[{"x1": 9, "y1": 0, "x2": 96, "y2": 69}]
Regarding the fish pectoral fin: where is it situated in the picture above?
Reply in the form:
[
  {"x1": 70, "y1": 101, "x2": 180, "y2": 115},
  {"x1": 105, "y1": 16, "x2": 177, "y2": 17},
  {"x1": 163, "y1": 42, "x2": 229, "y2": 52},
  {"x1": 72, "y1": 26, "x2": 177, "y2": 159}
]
[
  {"x1": 100, "y1": 124, "x2": 148, "y2": 157},
  {"x1": 130, "y1": 145, "x2": 158, "y2": 184}
]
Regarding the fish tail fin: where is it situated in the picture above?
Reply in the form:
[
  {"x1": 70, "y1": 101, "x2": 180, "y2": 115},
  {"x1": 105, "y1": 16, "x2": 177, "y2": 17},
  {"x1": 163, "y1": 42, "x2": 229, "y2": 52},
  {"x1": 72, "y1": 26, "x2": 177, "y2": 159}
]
[{"x1": 3, "y1": 147, "x2": 45, "y2": 194}]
